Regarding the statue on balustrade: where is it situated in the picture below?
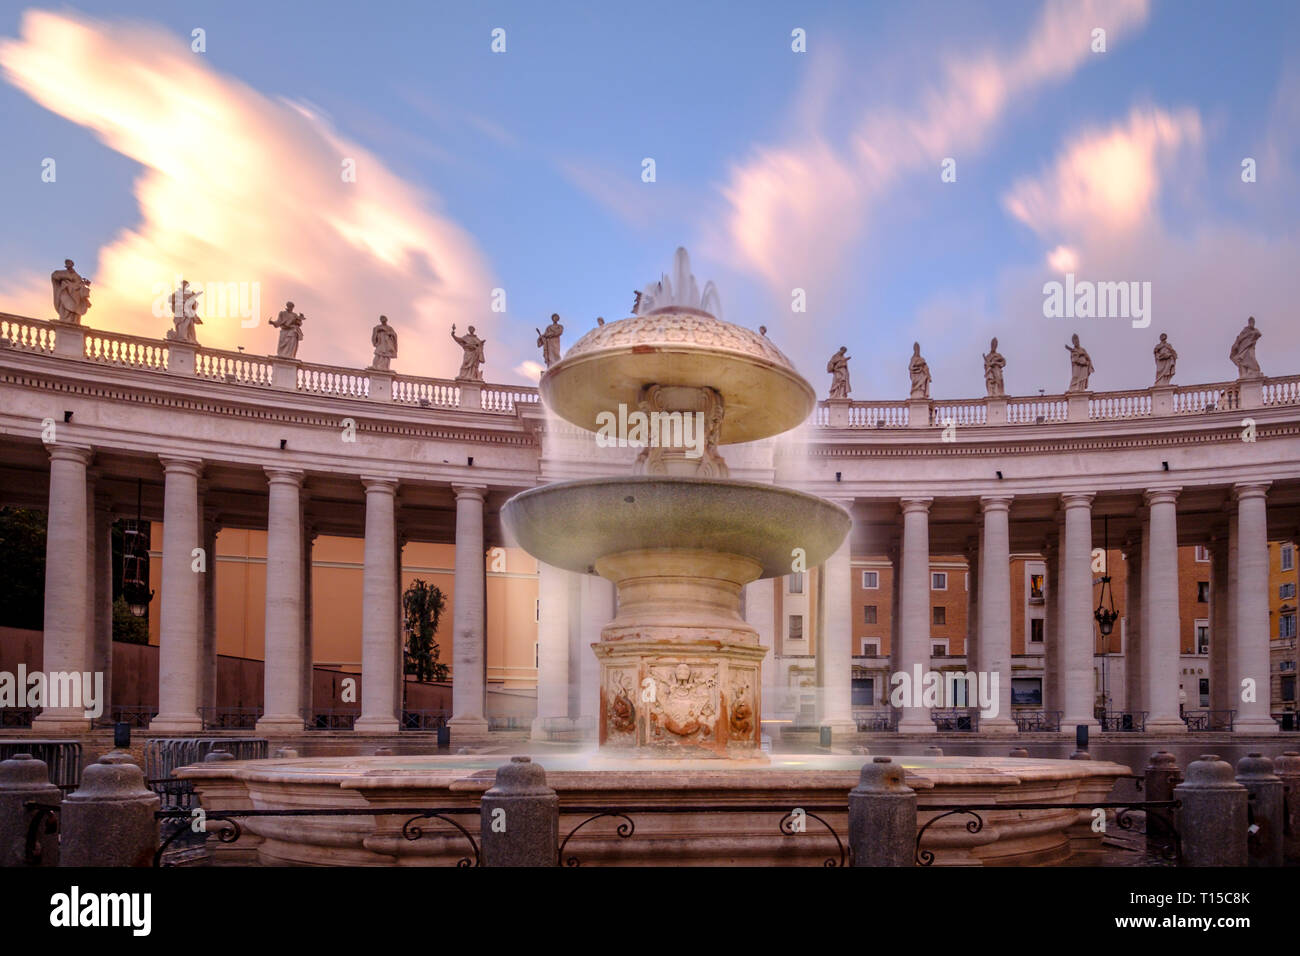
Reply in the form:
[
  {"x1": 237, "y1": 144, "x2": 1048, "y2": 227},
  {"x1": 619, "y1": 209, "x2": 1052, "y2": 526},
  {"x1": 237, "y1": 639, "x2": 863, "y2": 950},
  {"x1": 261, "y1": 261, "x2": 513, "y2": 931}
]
[
  {"x1": 269, "y1": 302, "x2": 306, "y2": 359},
  {"x1": 50, "y1": 259, "x2": 91, "y2": 324},
  {"x1": 1153, "y1": 332, "x2": 1178, "y2": 386},
  {"x1": 536, "y1": 313, "x2": 563, "y2": 367},
  {"x1": 908, "y1": 342, "x2": 931, "y2": 399},
  {"x1": 983, "y1": 337, "x2": 1006, "y2": 397},
  {"x1": 1065, "y1": 333, "x2": 1093, "y2": 392},
  {"x1": 1230, "y1": 316, "x2": 1262, "y2": 379},
  {"x1": 165, "y1": 281, "x2": 202, "y2": 344},
  {"x1": 370, "y1": 315, "x2": 398, "y2": 370},
  {"x1": 451, "y1": 324, "x2": 485, "y2": 381},
  {"x1": 827, "y1": 346, "x2": 851, "y2": 399}
]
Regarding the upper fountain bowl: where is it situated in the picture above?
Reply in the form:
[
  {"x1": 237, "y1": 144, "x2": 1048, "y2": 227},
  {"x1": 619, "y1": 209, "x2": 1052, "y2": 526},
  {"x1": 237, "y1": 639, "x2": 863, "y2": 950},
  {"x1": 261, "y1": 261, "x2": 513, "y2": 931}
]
[{"x1": 542, "y1": 308, "x2": 815, "y2": 445}]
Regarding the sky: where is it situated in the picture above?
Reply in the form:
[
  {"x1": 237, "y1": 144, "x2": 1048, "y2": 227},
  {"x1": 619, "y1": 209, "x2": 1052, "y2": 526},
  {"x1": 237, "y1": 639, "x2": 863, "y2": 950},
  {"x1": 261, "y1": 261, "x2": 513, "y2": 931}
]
[{"x1": 1, "y1": 0, "x2": 1298, "y2": 395}]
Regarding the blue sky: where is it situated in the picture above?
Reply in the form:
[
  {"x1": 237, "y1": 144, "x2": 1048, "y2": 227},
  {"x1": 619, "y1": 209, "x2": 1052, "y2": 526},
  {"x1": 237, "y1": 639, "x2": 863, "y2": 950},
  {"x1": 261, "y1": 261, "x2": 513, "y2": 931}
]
[{"x1": 2, "y1": 0, "x2": 1298, "y2": 395}]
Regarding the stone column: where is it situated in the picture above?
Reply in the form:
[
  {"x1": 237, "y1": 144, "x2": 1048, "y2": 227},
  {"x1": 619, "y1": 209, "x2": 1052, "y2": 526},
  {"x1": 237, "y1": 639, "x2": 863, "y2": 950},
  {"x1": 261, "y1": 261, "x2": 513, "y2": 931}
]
[
  {"x1": 531, "y1": 561, "x2": 572, "y2": 739},
  {"x1": 817, "y1": 512, "x2": 855, "y2": 734},
  {"x1": 448, "y1": 484, "x2": 489, "y2": 733},
  {"x1": 149, "y1": 456, "x2": 205, "y2": 732},
  {"x1": 1210, "y1": 528, "x2": 1231, "y2": 714},
  {"x1": 964, "y1": 538, "x2": 980, "y2": 675},
  {"x1": 897, "y1": 498, "x2": 936, "y2": 733},
  {"x1": 979, "y1": 496, "x2": 1017, "y2": 732},
  {"x1": 1043, "y1": 533, "x2": 1060, "y2": 714},
  {"x1": 1122, "y1": 530, "x2": 1143, "y2": 717},
  {"x1": 744, "y1": 577, "x2": 777, "y2": 716},
  {"x1": 1233, "y1": 483, "x2": 1279, "y2": 732},
  {"x1": 256, "y1": 468, "x2": 304, "y2": 732},
  {"x1": 199, "y1": 509, "x2": 219, "y2": 722},
  {"x1": 888, "y1": 542, "x2": 901, "y2": 678},
  {"x1": 301, "y1": 522, "x2": 316, "y2": 724},
  {"x1": 355, "y1": 477, "x2": 400, "y2": 733},
  {"x1": 33, "y1": 444, "x2": 94, "y2": 732},
  {"x1": 91, "y1": 488, "x2": 113, "y2": 725},
  {"x1": 1143, "y1": 489, "x2": 1187, "y2": 733},
  {"x1": 1060, "y1": 493, "x2": 1099, "y2": 734}
]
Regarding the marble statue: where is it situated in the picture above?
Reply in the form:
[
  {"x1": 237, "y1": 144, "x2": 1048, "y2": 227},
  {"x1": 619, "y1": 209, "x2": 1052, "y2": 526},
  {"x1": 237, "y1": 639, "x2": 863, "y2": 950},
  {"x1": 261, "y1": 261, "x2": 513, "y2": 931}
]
[
  {"x1": 908, "y1": 342, "x2": 931, "y2": 399},
  {"x1": 50, "y1": 259, "x2": 91, "y2": 324},
  {"x1": 451, "y1": 324, "x2": 485, "y2": 381},
  {"x1": 1065, "y1": 333, "x2": 1093, "y2": 392},
  {"x1": 1153, "y1": 332, "x2": 1177, "y2": 386},
  {"x1": 536, "y1": 313, "x2": 563, "y2": 367},
  {"x1": 166, "y1": 281, "x2": 202, "y2": 344},
  {"x1": 370, "y1": 315, "x2": 397, "y2": 370},
  {"x1": 827, "y1": 346, "x2": 851, "y2": 399},
  {"x1": 1230, "y1": 316, "x2": 1262, "y2": 379},
  {"x1": 269, "y1": 301, "x2": 305, "y2": 359},
  {"x1": 983, "y1": 337, "x2": 1006, "y2": 397}
]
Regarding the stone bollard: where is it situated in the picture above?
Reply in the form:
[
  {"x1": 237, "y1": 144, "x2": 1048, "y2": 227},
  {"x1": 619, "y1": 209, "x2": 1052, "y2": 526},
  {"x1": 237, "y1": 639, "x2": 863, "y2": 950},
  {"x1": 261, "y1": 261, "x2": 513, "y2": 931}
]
[
  {"x1": 205, "y1": 751, "x2": 235, "y2": 763},
  {"x1": 60, "y1": 753, "x2": 160, "y2": 867},
  {"x1": 1009, "y1": 748, "x2": 1029, "y2": 758},
  {"x1": 1274, "y1": 752, "x2": 1300, "y2": 862},
  {"x1": 480, "y1": 757, "x2": 558, "y2": 867},
  {"x1": 1236, "y1": 753, "x2": 1284, "y2": 867},
  {"x1": 1143, "y1": 751, "x2": 1182, "y2": 843},
  {"x1": 0, "y1": 754, "x2": 61, "y2": 867},
  {"x1": 849, "y1": 757, "x2": 916, "y2": 867},
  {"x1": 1174, "y1": 755, "x2": 1248, "y2": 867}
]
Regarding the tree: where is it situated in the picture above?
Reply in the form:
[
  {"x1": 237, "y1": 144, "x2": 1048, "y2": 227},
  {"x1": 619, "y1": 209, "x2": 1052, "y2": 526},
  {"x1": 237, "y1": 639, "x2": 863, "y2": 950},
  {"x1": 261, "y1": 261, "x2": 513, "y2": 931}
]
[
  {"x1": 402, "y1": 579, "x2": 448, "y2": 683},
  {"x1": 0, "y1": 507, "x2": 46, "y2": 630},
  {"x1": 112, "y1": 597, "x2": 150, "y2": 645}
]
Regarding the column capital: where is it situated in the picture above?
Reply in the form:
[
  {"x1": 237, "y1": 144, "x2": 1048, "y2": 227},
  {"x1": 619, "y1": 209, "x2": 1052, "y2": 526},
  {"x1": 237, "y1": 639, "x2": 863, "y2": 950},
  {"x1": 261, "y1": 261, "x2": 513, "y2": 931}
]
[
  {"x1": 1059, "y1": 492, "x2": 1094, "y2": 509},
  {"x1": 159, "y1": 455, "x2": 204, "y2": 477},
  {"x1": 899, "y1": 496, "x2": 932, "y2": 515},
  {"x1": 1143, "y1": 487, "x2": 1181, "y2": 507},
  {"x1": 1232, "y1": 481, "x2": 1270, "y2": 502},
  {"x1": 979, "y1": 495, "x2": 1013, "y2": 513},
  {"x1": 265, "y1": 466, "x2": 305, "y2": 486},
  {"x1": 361, "y1": 475, "x2": 399, "y2": 494},
  {"x1": 47, "y1": 443, "x2": 94, "y2": 465},
  {"x1": 452, "y1": 482, "x2": 489, "y2": 501}
]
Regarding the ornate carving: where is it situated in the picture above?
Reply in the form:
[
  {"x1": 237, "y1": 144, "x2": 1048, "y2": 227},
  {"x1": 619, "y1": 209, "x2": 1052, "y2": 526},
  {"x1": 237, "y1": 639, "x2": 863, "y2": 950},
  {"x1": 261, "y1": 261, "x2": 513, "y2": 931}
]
[
  {"x1": 647, "y1": 663, "x2": 717, "y2": 740},
  {"x1": 606, "y1": 671, "x2": 636, "y2": 736},
  {"x1": 729, "y1": 681, "x2": 754, "y2": 737},
  {"x1": 564, "y1": 311, "x2": 796, "y2": 371}
]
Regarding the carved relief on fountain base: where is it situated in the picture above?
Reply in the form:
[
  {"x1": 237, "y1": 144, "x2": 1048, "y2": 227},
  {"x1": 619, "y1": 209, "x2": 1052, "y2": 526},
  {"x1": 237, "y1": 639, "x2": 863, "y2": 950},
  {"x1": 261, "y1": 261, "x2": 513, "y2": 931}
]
[{"x1": 594, "y1": 639, "x2": 767, "y2": 758}]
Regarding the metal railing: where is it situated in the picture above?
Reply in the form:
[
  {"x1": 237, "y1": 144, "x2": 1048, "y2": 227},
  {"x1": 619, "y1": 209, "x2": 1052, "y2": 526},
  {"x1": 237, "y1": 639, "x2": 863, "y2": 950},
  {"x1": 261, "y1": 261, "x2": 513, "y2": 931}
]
[
  {"x1": 1099, "y1": 711, "x2": 1147, "y2": 732},
  {"x1": 401, "y1": 709, "x2": 450, "y2": 731},
  {"x1": 0, "y1": 740, "x2": 82, "y2": 790},
  {"x1": 930, "y1": 709, "x2": 979, "y2": 732},
  {"x1": 854, "y1": 711, "x2": 900, "y2": 732},
  {"x1": 308, "y1": 709, "x2": 359, "y2": 730},
  {"x1": 1182, "y1": 709, "x2": 1236, "y2": 731},
  {"x1": 1012, "y1": 710, "x2": 1062, "y2": 732},
  {"x1": 198, "y1": 706, "x2": 262, "y2": 730},
  {"x1": 111, "y1": 705, "x2": 159, "y2": 728}
]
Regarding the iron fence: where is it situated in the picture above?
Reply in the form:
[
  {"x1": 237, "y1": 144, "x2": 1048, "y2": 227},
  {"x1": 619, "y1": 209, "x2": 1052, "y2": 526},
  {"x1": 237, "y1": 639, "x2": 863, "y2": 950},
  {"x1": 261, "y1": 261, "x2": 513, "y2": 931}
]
[{"x1": 1012, "y1": 710, "x2": 1062, "y2": 732}]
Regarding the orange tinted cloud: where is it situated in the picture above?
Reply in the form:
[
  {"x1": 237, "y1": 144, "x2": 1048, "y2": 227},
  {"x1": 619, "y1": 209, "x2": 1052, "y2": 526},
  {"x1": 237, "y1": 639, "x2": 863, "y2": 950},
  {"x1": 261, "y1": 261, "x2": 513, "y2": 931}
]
[{"x1": 0, "y1": 10, "x2": 501, "y2": 379}]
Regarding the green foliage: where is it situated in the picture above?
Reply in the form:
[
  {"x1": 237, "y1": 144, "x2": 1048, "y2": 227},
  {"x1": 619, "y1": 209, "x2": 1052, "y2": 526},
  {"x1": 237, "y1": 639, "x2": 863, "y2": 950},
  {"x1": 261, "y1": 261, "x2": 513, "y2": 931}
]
[
  {"x1": 0, "y1": 507, "x2": 46, "y2": 630},
  {"x1": 402, "y1": 578, "x2": 448, "y2": 683},
  {"x1": 112, "y1": 597, "x2": 150, "y2": 645}
]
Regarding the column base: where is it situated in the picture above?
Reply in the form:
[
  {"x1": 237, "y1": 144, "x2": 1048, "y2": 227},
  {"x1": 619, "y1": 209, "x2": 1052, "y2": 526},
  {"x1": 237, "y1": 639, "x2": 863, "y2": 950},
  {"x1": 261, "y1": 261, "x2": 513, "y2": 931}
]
[
  {"x1": 148, "y1": 713, "x2": 204, "y2": 733},
  {"x1": 447, "y1": 716, "x2": 490, "y2": 735},
  {"x1": 352, "y1": 716, "x2": 400, "y2": 734},
  {"x1": 896, "y1": 714, "x2": 937, "y2": 734},
  {"x1": 1143, "y1": 716, "x2": 1189, "y2": 734},
  {"x1": 256, "y1": 714, "x2": 307, "y2": 734},
  {"x1": 980, "y1": 717, "x2": 1019, "y2": 735},
  {"x1": 1233, "y1": 716, "x2": 1280, "y2": 734},
  {"x1": 31, "y1": 714, "x2": 92, "y2": 733}
]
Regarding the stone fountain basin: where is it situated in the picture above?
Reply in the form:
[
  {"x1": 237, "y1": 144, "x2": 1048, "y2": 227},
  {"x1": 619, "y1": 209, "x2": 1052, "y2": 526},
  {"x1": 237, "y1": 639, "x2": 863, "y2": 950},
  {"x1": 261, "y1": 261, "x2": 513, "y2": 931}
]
[{"x1": 500, "y1": 476, "x2": 851, "y2": 578}]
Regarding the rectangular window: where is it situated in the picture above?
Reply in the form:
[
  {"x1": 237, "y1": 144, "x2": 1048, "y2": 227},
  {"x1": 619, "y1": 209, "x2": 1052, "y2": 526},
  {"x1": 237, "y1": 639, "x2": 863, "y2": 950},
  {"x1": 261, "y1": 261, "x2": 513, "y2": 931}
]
[
  {"x1": 860, "y1": 639, "x2": 880, "y2": 657},
  {"x1": 932, "y1": 572, "x2": 947, "y2": 591},
  {"x1": 1011, "y1": 678, "x2": 1042, "y2": 707},
  {"x1": 788, "y1": 615, "x2": 804, "y2": 641},
  {"x1": 1030, "y1": 618, "x2": 1045, "y2": 643},
  {"x1": 1196, "y1": 624, "x2": 1210, "y2": 655},
  {"x1": 851, "y1": 678, "x2": 875, "y2": 706},
  {"x1": 932, "y1": 606, "x2": 946, "y2": 626},
  {"x1": 1194, "y1": 545, "x2": 1211, "y2": 562},
  {"x1": 534, "y1": 642, "x2": 539, "y2": 668},
  {"x1": 1199, "y1": 678, "x2": 1210, "y2": 708},
  {"x1": 1283, "y1": 544, "x2": 1295, "y2": 571},
  {"x1": 1282, "y1": 582, "x2": 1297, "y2": 600},
  {"x1": 1283, "y1": 676, "x2": 1297, "y2": 702},
  {"x1": 1196, "y1": 581, "x2": 1210, "y2": 603},
  {"x1": 863, "y1": 605, "x2": 877, "y2": 624},
  {"x1": 1282, "y1": 614, "x2": 1297, "y2": 639},
  {"x1": 535, "y1": 599, "x2": 540, "y2": 623},
  {"x1": 931, "y1": 641, "x2": 948, "y2": 658},
  {"x1": 789, "y1": 572, "x2": 804, "y2": 594},
  {"x1": 861, "y1": 570, "x2": 879, "y2": 589},
  {"x1": 1029, "y1": 573, "x2": 1045, "y2": 601}
]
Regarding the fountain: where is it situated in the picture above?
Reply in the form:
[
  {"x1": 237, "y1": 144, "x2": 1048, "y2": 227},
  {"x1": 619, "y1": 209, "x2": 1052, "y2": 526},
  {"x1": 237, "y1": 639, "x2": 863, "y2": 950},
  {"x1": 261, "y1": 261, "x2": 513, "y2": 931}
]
[
  {"x1": 177, "y1": 250, "x2": 1133, "y2": 866},
  {"x1": 502, "y1": 248, "x2": 850, "y2": 758}
]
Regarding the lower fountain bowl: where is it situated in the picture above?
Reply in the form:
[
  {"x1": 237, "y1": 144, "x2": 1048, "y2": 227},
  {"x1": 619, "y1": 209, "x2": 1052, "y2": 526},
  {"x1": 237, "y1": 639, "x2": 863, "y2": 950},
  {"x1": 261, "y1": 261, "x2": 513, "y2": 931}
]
[{"x1": 500, "y1": 476, "x2": 851, "y2": 579}]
